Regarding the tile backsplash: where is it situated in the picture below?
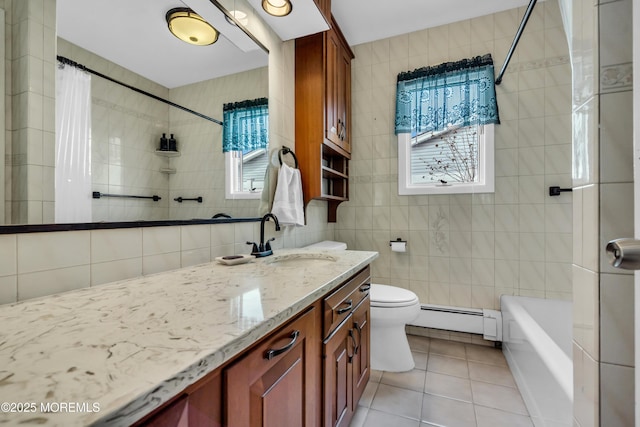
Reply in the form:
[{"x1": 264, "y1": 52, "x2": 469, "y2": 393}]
[{"x1": 0, "y1": 199, "x2": 334, "y2": 304}]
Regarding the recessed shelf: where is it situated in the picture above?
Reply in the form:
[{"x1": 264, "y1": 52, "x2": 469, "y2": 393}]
[{"x1": 155, "y1": 150, "x2": 181, "y2": 157}]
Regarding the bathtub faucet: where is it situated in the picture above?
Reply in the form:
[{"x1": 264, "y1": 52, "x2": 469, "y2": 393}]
[{"x1": 247, "y1": 213, "x2": 281, "y2": 257}]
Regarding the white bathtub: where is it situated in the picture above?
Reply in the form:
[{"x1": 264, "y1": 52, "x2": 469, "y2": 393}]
[{"x1": 501, "y1": 295, "x2": 573, "y2": 427}]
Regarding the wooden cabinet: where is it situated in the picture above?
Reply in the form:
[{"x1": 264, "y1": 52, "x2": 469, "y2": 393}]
[
  {"x1": 225, "y1": 305, "x2": 321, "y2": 427},
  {"x1": 136, "y1": 267, "x2": 370, "y2": 427},
  {"x1": 133, "y1": 369, "x2": 222, "y2": 427},
  {"x1": 295, "y1": 16, "x2": 354, "y2": 222},
  {"x1": 322, "y1": 267, "x2": 371, "y2": 427}
]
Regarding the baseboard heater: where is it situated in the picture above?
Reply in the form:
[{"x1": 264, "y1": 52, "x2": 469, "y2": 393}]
[{"x1": 409, "y1": 304, "x2": 503, "y2": 341}]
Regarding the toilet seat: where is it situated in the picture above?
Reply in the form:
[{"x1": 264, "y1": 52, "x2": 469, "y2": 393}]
[{"x1": 370, "y1": 284, "x2": 419, "y2": 308}]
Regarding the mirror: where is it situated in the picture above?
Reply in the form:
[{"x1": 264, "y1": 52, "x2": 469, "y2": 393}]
[{"x1": 2, "y1": 0, "x2": 269, "y2": 227}]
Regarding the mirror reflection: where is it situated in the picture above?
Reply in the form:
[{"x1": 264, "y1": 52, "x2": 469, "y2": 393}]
[{"x1": 5, "y1": 0, "x2": 269, "y2": 226}]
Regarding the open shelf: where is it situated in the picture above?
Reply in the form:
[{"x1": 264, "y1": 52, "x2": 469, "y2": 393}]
[{"x1": 155, "y1": 150, "x2": 180, "y2": 157}]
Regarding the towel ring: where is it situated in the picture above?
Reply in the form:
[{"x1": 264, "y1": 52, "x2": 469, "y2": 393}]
[{"x1": 278, "y1": 146, "x2": 298, "y2": 169}]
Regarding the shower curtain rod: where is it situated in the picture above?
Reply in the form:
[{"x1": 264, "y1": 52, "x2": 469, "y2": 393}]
[
  {"x1": 494, "y1": 0, "x2": 538, "y2": 85},
  {"x1": 57, "y1": 55, "x2": 223, "y2": 126}
]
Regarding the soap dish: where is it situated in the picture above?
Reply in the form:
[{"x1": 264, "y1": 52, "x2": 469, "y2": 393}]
[{"x1": 215, "y1": 254, "x2": 254, "y2": 265}]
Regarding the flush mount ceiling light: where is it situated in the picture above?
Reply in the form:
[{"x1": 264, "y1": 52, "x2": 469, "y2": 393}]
[
  {"x1": 166, "y1": 7, "x2": 219, "y2": 46},
  {"x1": 261, "y1": 0, "x2": 292, "y2": 17}
]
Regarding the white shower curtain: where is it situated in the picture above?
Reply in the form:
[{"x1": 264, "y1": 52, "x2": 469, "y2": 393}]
[{"x1": 55, "y1": 64, "x2": 92, "y2": 223}]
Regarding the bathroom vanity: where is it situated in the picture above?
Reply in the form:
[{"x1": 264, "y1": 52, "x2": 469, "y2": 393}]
[{"x1": 0, "y1": 248, "x2": 377, "y2": 427}]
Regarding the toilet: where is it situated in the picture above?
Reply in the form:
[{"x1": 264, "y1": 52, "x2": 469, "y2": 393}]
[{"x1": 304, "y1": 241, "x2": 421, "y2": 372}]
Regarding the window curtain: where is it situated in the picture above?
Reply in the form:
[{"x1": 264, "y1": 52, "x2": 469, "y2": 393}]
[
  {"x1": 395, "y1": 54, "x2": 500, "y2": 135},
  {"x1": 222, "y1": 98, "x2": 269, "y2": 152},
  {"x1": 55, "y1": 63, "x2": 92, "y2": 223}
]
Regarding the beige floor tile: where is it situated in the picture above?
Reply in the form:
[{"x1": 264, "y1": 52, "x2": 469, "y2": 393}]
[
  {"x1": 427, "y1": 354, "x2": 469, "y2": 378},
  {"x1": 424, "y1": 371, "x2": 473, "y2": 402},
  {"x1": 370, "y1": 384, "x2": 424, "y2": 420},
  {"x1": 430, "y1": 338, "x2": 467, "y2": 359},
  {"x1": 360, "y1": 409, "x2": 422, "y2": 427},
  {"x1": 471, "y1": 381, "x2": 528, "y2": 415},
  {"x1": 381, "y1": 369, "x2": 427, "y2": 392},
  {"x1": 408, "y1": 335, "x2": 431, "y2": 353},
  {"x1": 465, "y1": 344, "x2": 507, "y2": 366},
  {"x1": 468, "y1": 361, "x2": 516, "y2": 387},
  {"x1": 475, "y1": 405, "x2": 534, "y2": 427},
  {"x1": 421, "y1": 393, "x2": 477, "y2": 427},
  {"x1": 349, "y1": 406, "x2": 369, "y2": 427},
  {"x1": 413, "y1": 351, "x2": 429, "y2": 370},
  {"x1": 359, "y1": 380, "x2": 379, "y2": 408}
]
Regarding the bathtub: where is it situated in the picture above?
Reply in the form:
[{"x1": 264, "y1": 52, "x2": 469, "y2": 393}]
[{"x1": 501, "y1": 295, "x2": 573, "y2": 427}]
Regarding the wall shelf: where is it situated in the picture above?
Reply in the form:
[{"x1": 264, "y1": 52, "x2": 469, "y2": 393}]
[
  {"x1": 155, "y1": 150, "x2": 180, "y2": 157},
  {"x1": 160, "y1": 168, "x2": 177, "y2": 174}
]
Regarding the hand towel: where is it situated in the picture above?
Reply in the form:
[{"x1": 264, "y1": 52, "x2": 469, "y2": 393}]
[{"x1": 271, "y1": 163, "x2": 305, "y2": 227}]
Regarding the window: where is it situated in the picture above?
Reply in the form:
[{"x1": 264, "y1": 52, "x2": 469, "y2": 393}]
[
  {"x1": 395, "y1": 55, "x2": 499, "y2": 195},
  {"x1": 223, "y1": 98, "x2": 269, "y2": 199},
  {"x1": 398, "y1": 124, "x2": 494, "y2": 194}
]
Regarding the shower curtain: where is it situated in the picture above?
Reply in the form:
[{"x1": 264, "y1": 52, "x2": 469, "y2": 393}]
[{"x1": 55, "y1": 63, "x2": 92, "y2": 223}]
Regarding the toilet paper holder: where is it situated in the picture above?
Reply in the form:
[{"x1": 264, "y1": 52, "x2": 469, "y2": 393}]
[{"x1": 390, "y1": 238, "x2": 407, "y2": 252}]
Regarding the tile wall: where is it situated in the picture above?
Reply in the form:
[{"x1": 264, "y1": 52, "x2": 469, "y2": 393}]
[
  {"x1": 0, "y1": 206, "x2": 333, "y2": 304},
  {"x1": 0, "y1": 0, "x2": 335, "y2": 304},
  {"x1": 336, "y1": 0, "x2": 573, "y2": 310},
  {"x1": 570, "y1": 0, "x2": 635, "y2": 424},
  {"x1": 6, "y1": 0, "x2": 56, "y2": 224}
]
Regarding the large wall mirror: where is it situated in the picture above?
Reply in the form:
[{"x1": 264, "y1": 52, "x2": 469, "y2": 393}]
[{"x1": 2, "y1": 0, "x2": 269, "y2": 231}]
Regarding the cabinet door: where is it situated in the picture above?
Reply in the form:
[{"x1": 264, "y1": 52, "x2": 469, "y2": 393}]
[
  {"x1": 323, "y1": 318, "x2": 353, "y2": 427},
  {"x1": 335, "y1": 45, "x2": 351, "y2": 154},
  {"x1": 351, "y1": 297, "x2": 370, "y2": 408},
  {"x1": 325, "y1": 30, "x2": 341, "y2": 147},
  {"x1": 142, "y1": 395, "x2": 189, "y2": 427},
  {"x1": 225, "y1": 307, "x2": 320, "y2": 427}
]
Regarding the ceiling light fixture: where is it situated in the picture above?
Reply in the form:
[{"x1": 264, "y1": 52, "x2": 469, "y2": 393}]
[
  {"x1": 166, "y1": 7, "x2": 219, "y2": 46},
  {"x1": 261, "y1": 0, "x2": 292, "y2": 17}
]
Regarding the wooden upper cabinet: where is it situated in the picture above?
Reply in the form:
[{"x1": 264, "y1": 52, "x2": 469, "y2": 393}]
[
  {"x1": 295, "y1": 15, "x2": 354, "y2": 222},
  {"x1": 325, "y1": 29, "x2": 352, "y2": 154}
]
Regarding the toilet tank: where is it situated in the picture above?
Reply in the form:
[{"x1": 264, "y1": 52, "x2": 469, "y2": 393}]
[{"x1": 304, "y1": 241, "x2": 347, "y2": 250}]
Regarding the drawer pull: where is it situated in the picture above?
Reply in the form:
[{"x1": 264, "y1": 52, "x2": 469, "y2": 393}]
[
  {"x1": 264, "y1": 330, "x2": 300, "y2": 360},
  {"x1": 336, "y1": 300, "x2": 353, "y2": 315},
  {"x1": 359, "y1": 284, "x2": 371, "y2": 292}
]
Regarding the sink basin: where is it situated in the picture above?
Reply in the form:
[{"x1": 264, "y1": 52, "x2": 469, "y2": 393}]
[{"x1": 265, "y1": 252, "x2": 338, "y2": 266}]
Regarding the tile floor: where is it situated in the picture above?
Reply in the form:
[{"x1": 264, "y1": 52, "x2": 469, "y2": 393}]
[{"x1": 349, "y1": 335, "x2": 533, "y2": 427}]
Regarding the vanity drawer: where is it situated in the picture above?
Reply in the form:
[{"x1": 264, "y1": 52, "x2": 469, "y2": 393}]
[{"x1": 323, "y1": 266, "x2": 370, "y2": 337}]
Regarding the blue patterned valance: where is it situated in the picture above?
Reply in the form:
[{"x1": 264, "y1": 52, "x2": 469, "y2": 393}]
[
  {"x1": 395, "y1": 54, "x2": 500, "y2": 135},
  {"x1": 222, "y1": 97, "x2": 268, "y2": 152}
]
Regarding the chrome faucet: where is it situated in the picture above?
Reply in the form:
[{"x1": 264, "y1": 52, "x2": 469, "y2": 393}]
[{"x1": 247, "y1": 213, "x2": 281, "y2": 257}]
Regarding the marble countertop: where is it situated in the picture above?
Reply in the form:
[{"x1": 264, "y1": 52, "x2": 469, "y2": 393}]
[{"x1": 0, "y1": 248, "x2": 378, "y2": 426}]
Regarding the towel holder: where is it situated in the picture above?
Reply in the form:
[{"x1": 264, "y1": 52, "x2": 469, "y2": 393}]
[{"x1": 278, "y1": 146, "x2": 298, "y2": 169}]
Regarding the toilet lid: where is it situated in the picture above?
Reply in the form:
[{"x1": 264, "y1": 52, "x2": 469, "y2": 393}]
[{"x1": 370, "y1": 284, "x2": 419, "y2": 307}]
